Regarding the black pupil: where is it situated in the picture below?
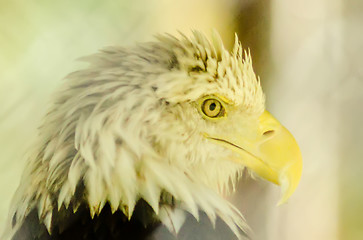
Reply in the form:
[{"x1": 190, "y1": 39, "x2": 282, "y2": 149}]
[{"x1": 209, "y1": 102, "x2": 216, "y2": 111}]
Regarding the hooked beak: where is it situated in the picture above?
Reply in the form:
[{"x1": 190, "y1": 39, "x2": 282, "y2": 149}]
[{"x1": 207, "y1": 111, "x2": 302, "y2": 204}]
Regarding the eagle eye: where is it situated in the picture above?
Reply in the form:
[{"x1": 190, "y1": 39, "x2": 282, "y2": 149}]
[{"x1": 201, "y1": 98, "x2": 224, "y2": 118}]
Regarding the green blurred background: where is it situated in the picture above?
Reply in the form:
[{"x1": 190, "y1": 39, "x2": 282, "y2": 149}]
[{"x1": 1, "y1": 0, "x2": 362, "y2": 239}]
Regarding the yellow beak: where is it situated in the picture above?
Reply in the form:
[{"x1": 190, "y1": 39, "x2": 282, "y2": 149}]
[{"x1": 208, "y1": 111, "x2": 302, "y2": 204}]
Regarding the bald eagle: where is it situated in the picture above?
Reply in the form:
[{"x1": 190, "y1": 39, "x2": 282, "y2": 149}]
[{"x1": 2, "y1": 31, "x2": 302, "y2": 240}]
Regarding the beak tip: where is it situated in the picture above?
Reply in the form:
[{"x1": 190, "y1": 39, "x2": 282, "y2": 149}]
[
  {"x1": 277, "y1": 190, "x2": 291, "y2": 206},
  {"x1": 276, "y1": 158, "x2": 303, "y2": 206},
  {"x1": 276, "y1": 175, "x2": 291, "y2": 206},
  {"x1": 277, "y1": 199, "x2": 286, "y2": 206}
]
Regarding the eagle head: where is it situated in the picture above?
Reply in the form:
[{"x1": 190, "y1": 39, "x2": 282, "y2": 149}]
[{"x1": 5, "y1": 31, "x2": 302, "y2": 239}]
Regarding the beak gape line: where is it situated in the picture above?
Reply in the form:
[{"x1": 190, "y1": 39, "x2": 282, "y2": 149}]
[{"x1": 206, "y1": 111, "x2": 302, "y2": 204}]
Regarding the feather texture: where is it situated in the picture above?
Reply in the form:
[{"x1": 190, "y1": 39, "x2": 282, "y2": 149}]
[{"x1": 3, "y1": 31, "x2": 264, "y2": 240}]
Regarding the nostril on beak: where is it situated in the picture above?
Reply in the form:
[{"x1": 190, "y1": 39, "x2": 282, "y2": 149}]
[{"x1": 263, "y1": 130, "x2": 275, "y2": 137}]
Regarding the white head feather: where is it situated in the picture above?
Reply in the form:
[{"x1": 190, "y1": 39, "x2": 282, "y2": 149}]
[{"x1": 4, "y1": 31, "x2": 265, "y2": 239}]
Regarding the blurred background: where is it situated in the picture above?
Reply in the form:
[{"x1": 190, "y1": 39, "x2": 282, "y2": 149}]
[{"x1": 0, "y1": 0, "x2": 362, "y2": 239}]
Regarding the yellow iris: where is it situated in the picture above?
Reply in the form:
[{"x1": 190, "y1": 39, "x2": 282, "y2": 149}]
[{"x1": 201, "y1": 98, "x2": 225, "y2": 118}]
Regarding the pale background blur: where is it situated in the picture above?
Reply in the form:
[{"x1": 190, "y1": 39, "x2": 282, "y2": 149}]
[{"x1": 0, "y1": 0, "x2": 362, "y2": 239}]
